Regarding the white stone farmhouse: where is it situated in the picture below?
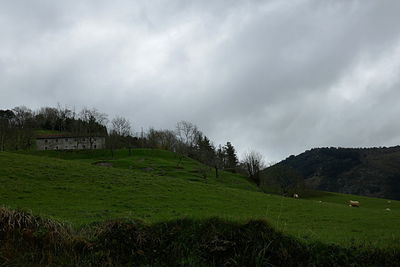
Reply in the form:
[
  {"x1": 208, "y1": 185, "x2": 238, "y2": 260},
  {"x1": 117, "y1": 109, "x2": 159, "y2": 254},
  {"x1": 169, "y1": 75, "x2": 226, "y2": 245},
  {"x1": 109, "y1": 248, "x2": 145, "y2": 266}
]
[{"x1": 36, "y1": 135, "x2": 106, "y2": 150}]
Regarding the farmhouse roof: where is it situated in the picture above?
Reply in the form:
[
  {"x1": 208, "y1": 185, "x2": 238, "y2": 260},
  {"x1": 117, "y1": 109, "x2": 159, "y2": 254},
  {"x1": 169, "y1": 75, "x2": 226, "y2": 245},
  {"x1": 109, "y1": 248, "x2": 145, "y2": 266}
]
[{"x1": 36, "y1": 134, "x2": 106, "y2": 140}]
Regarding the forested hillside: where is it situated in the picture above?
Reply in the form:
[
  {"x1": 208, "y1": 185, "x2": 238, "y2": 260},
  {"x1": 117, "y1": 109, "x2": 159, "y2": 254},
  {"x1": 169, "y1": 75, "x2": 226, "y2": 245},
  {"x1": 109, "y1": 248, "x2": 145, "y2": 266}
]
[{"x1": 262, "y1": 146, "x2": 400, "y2": 200}]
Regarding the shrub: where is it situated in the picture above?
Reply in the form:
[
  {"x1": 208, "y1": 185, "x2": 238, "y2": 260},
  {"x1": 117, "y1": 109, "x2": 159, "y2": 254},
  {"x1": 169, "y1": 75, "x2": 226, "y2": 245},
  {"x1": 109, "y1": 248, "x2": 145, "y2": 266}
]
[{"x1": 1, "y1": 207, "x2": 399, "y2": 266}]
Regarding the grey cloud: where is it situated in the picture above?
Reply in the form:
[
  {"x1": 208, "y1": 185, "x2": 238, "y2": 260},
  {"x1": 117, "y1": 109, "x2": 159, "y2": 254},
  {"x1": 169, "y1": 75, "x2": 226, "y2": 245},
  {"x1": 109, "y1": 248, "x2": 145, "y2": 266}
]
[{"x1": 1, "y1": 0, "x2": 400, "y2": 162}]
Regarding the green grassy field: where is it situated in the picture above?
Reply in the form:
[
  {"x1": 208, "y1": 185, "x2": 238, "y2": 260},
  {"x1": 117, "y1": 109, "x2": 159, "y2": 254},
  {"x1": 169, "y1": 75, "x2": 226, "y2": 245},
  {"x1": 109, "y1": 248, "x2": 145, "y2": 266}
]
[{"x1": 1, "y1": 149, "x2": 399, "y2": 248}]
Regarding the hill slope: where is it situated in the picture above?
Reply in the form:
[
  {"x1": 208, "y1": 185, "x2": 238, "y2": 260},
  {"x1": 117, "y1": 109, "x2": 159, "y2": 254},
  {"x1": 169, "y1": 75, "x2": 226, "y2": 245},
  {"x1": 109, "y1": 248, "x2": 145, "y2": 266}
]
[
  {"x1": 263, "y1": 146, "x2": 400, "y2": 200},
  {"x1": 1, "y1": 149, "x2": 400, "y2": 247}
]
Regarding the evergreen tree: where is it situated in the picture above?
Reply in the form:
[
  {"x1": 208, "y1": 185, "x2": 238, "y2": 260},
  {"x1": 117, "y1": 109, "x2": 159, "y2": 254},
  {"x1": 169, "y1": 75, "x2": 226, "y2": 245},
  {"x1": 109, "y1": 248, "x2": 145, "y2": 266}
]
[
  {"x1": 195, "y1": 135, "x2": 216, "y2": 166},
  {"x1": 224, "y1": 142, "x2": 238, "y2": 169}
]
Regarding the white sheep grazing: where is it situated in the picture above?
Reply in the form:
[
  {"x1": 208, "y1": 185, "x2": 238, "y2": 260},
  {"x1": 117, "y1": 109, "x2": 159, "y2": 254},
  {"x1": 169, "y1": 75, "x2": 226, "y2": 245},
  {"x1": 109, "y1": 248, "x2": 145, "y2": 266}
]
[
  {"x1": 349, "y1": 200, "x2": 360, "y2": 207},
  {"x1": 293, "y1": 193, "x2": 299, "y2": 198},
  {"x1": 386, "y1": 208, "x2": 391, "y2": 211}
]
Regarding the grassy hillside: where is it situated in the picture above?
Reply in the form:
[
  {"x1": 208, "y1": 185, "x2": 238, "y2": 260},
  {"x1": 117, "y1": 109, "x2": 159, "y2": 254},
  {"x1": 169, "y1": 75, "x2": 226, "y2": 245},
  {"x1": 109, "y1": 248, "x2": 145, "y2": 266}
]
[{"x1": 1, "y1": 149, "x2": 400, "y2": 248}]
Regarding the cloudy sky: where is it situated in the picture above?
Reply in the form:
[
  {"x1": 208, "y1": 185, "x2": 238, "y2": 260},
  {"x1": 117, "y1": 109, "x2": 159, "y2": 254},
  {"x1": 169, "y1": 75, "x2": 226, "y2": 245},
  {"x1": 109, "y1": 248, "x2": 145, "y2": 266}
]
[{"x1": 1, "y1": 0, "x2": 400, "y2": 162}]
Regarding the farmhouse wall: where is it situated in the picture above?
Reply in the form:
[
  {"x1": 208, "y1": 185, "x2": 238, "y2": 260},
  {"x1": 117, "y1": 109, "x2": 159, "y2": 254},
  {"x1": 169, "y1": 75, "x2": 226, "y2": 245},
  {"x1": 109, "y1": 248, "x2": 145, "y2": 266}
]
[{"x1": 36, "y1": 136, "x2": 106, "y2": 150}]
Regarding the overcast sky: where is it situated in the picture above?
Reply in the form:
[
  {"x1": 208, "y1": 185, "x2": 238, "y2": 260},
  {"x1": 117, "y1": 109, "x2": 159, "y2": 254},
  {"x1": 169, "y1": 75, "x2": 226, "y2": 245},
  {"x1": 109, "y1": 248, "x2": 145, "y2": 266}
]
[{"x1": 1, "y1": 0, "x2": 400, "y2": 162}]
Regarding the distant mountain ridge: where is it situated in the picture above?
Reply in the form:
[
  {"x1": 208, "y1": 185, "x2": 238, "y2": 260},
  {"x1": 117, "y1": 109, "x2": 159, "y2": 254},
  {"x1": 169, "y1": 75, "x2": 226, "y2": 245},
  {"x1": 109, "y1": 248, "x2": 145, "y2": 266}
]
[{"x1": 263, "y1": 146, "x2": 400, "y2": 200}]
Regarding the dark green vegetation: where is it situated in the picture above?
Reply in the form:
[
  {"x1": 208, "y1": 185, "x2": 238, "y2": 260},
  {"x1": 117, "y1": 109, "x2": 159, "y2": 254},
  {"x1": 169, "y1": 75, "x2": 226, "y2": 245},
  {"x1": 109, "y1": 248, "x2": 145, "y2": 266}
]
[
  {"x1": 2, "y1": 207, "x2": 400, "y2": 267},
  {"x1": 262, "y1": 146, "x2": 400, "y2": 200}
]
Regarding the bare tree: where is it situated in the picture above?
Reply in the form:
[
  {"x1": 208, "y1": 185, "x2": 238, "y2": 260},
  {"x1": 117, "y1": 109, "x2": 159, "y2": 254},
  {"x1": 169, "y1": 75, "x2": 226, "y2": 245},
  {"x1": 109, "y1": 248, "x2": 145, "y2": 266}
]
[
  {"x1": 11, "y1": 106, "x2": 34, "y2": 150},
  {"x1": 146, "y1": 128, "x2": 160, "y2": 149},
  {"x1": 175, "y1": 121, "x2": 202, "y2": 166},
  {"x1": 111, "y1": 116, "x2": 131, "y2": 137},
  {"x1": 108, "y1": 116, "x2": 132, "y2": 155},
  {"x1": 80, "y1": 107, "x2": 108, "y2": 126},
  {"x1": 243, "y1": 151, "x2": 266, "y2": 186},
  {"x1": 158, "y1": 129, "x2": 177, "y2": 151},
  {"x1": 56, "y1": 104, "x2": 73, "y2": 131},
  {"x1": 12, "y1": 106, "x2": 33, "y2": 128},
  {"x1": 175, "y1": 121, "x2": 201, "y2": 148},
  {"x1": 146, "y1": 128, "x2": 177, "y2": 151},
  {"x1": 79, "y1": 107, "x2": 108, "y2": 148}
]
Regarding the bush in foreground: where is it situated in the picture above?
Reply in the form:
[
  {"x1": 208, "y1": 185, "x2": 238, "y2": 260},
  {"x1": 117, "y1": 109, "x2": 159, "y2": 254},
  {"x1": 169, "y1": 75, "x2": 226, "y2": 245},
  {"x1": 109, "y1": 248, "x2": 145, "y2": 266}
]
[{"x1": 1, "y1": 207, "x2": 399, "y2": 266}]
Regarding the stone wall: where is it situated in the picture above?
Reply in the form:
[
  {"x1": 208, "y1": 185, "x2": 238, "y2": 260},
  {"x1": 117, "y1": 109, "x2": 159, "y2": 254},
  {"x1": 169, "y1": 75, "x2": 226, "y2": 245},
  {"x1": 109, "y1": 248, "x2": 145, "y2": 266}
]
[{"x1": 36, "y1": 136, "x2": 105, "y2": 150}]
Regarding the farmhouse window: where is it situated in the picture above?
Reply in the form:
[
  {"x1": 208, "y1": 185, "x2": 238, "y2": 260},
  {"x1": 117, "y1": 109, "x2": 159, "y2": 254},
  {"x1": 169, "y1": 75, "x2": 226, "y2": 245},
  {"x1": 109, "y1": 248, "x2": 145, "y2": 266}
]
[
  {"x1": 94, "y1": 145, "x2": 96, "y2": 149},
  {"x1": 45, "y1": 147, "x2": 48, "y2": 150},
  {"x1": 45, "y1": 139, "x2": 48, "y2": 143}
]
